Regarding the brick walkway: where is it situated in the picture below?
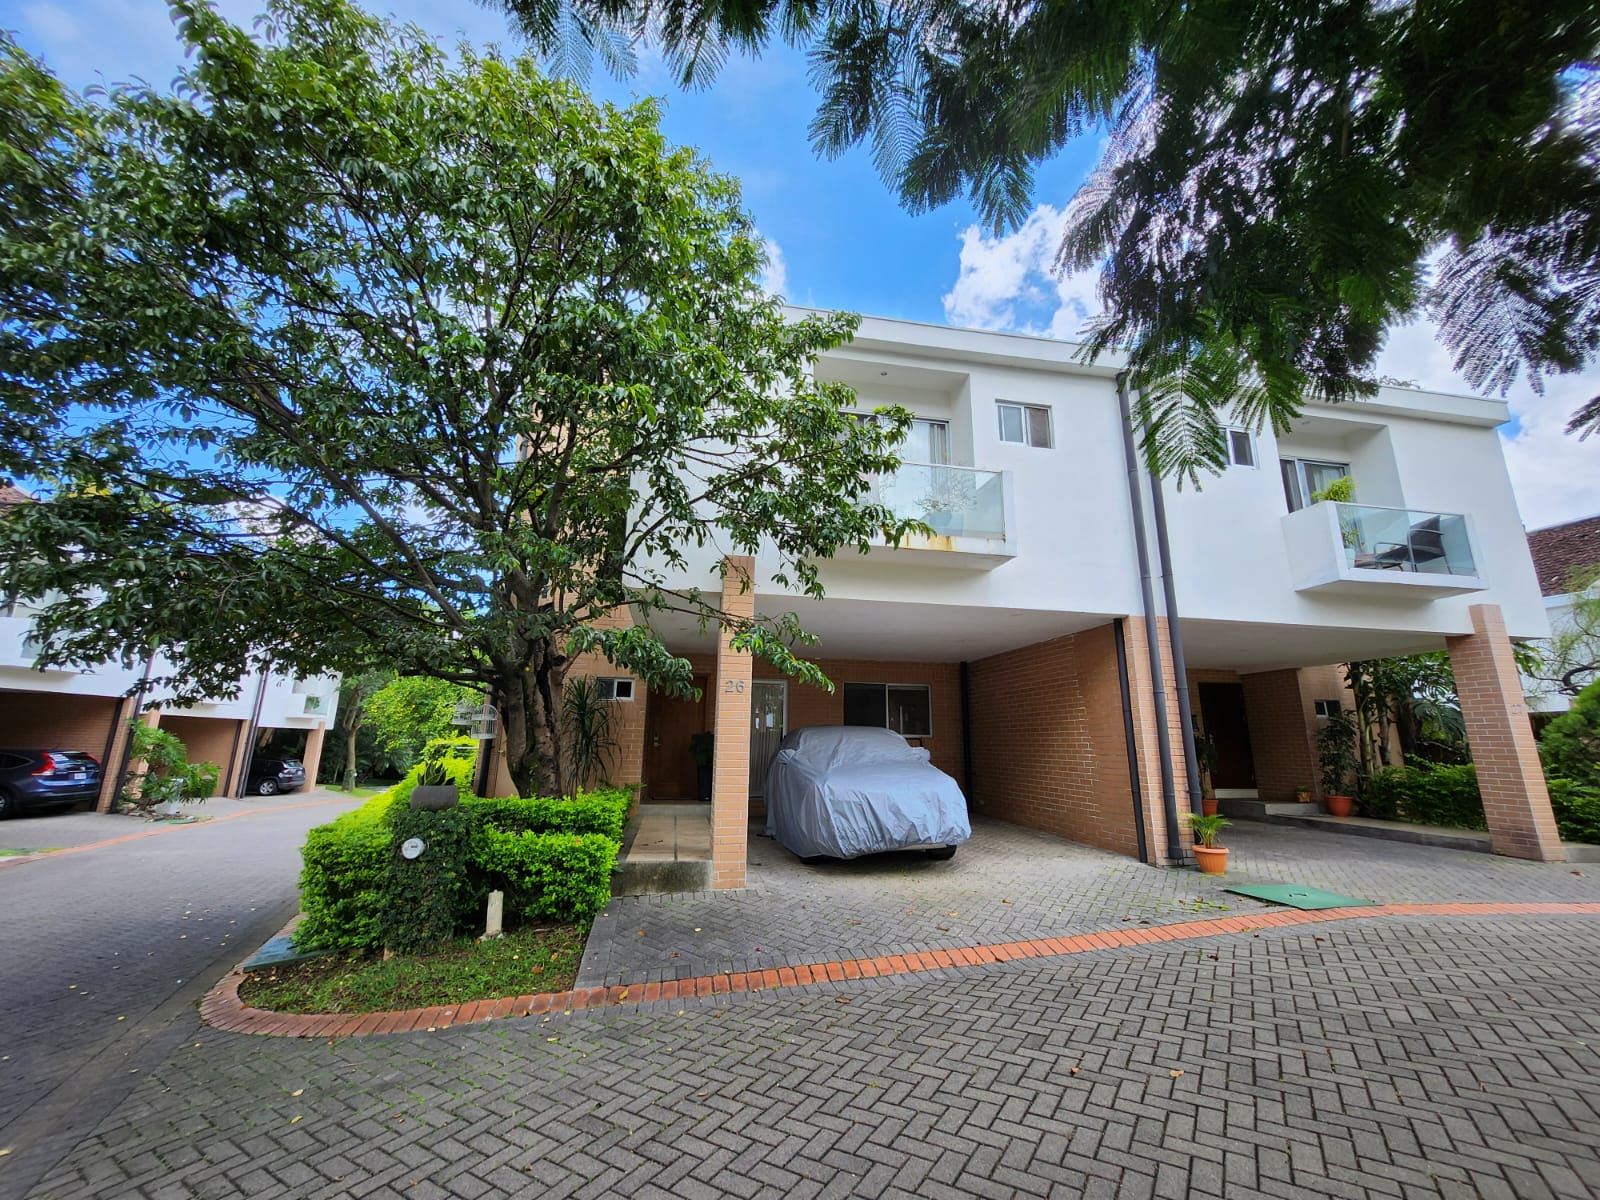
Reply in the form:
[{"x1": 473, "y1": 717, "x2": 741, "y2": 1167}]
[
  {"x1": 576, "y1": 817, "x2": 1600, "y2": 988},
  {"x1": 12, "y1": 813, "x2": 1600, "y2": 1200}
]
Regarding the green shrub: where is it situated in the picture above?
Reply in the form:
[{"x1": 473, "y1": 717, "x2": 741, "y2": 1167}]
[
  {"x1": 472, "y1": 828, "x2": 619, "y2": 922},
  {"x1": 1549, "y1": 779, "x2": 1600, "y2": 845},
  {"x1": 463, "y1": 788, "x2": 631, "y2": 841},
  {"x1": 122, "y1": 722, "x2": 223, "y2": 810},
  {"x1": 295, "y1": 792, "x2": 396, "y2": 951},
  {"x1": 1540, "y1": 680, "x2": 1600, "y2": 789},
  {"x1": 380, "y1": 805, "x2": 480, "y2": 953},
  {"x1": 295, "y1": 780, "x2": 628, "y2": 949},
  {"x1": 1359, "y1": 763, "x2": 1486, "y2": 829}
]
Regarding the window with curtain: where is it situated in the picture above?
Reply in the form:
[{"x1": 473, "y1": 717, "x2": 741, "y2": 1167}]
[{"x1": 1280, "y1": 458, "x2": 1352, "y2": 511}]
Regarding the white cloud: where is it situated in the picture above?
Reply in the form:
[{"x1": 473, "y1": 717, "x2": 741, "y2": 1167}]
[
  {"x1": 758, "y1": 236, "x2": 789, "y2": 299},
  {"x1": 1376, "y1": 316, "x2": 1600, "y2": 530},
  {"x1": 942, "y1": 205, "x2": 1101, "y2": 340},
  {"x1": 945, "y1": 202, "x2": 1600, "y2": 528}
]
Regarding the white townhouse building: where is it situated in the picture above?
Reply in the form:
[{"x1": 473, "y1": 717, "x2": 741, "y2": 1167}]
[{"x1": 486, "y1": 312, "x2": 1564, "y2": 884}]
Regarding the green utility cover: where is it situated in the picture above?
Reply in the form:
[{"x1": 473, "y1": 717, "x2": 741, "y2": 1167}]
[{"x1": 1224, "y1": 883, "x2": 1377, "y2": 910}]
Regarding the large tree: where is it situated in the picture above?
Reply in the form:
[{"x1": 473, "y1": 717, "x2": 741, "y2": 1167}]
[
  {"x1": 0, "y1": 0, "x2": 915, "y2": 796},
  {"x1": 501, "y1": 0, "x2": 1600, "y2": 478}
]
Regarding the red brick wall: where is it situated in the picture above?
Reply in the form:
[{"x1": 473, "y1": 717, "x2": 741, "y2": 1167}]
[{"x1": 967, "y1": 621, "x2": 1177, "y2": 862}]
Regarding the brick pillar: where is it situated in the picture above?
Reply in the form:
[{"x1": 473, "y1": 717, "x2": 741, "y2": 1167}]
[
  {"x1": 96, "y1": 697, "x2": 141, "y2": 812},
  {"x1": 300, "y1": 722, "x2": 327, "y2": 793},
  {"x1": 1241, "y1": 668, "x2": 1318, "y2": 804},
  {"x1": 1446, "y1": 604, "x2": 1564, "y2": 862},
  {"x1": 711, "y1": 555, "x2": 756, "y2": 890},
  {"x1": 1121, "y1": 617, "x2": 1192, "y2": 864}
]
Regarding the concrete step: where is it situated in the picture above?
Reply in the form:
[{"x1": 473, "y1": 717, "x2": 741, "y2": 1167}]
[
  {"x1": 1217, "y1": 798, "x2": 1320, "y2": 819},
  {"x1": 614, "y1": 858, "x2": 711, "y2": 896}
]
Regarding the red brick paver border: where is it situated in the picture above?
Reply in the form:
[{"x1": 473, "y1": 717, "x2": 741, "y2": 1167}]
[{"x1": 201, "y1": 901, "x2": 1600, "y2": 1039}]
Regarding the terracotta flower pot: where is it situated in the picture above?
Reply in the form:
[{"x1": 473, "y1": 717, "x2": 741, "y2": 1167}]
[
  {"x1": 1325, "y1": 794, "x2": 1353, "y2": 817},
  {"x1": 1193, "y1": 845, "x2": 1229, "y2": 874},
  {"x1": 1201, "y1": 796, "x2": 1219, "y2": 817}
]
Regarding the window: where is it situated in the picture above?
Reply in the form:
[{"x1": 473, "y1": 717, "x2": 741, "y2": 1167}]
[
  {"x1": 1280, "y1": 458, "x2": 1352, "y2": 512},
  {"x1": 851, "y1": 413, "x2": 950, "y2": 464},
  {"x1": 842, "y1": 682, "x2": 933, "y2": 737},
  {"x1": 1313, "y1": 699, "x2": 1342, "y2": 720},
  {"x1": 596, "y1": 677, "x2": 635, "y2": 701},
  {"x1": 997, "y1": 402, "x2": 1052, "y2": 448},
  {"x1": 1224, "y1": 428, "x2": 1256, "y2": 468}
]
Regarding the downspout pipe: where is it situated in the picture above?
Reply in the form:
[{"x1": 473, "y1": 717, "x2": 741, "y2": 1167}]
[
  {"x1": 235, "y1": 659, "x2": 273, "y2": 798},
  {"x1": 1144, "y1": 446, "x2": 1206, "y2": 817},
  {"x1": 1116, "y1": 370, "x2": 1183, "y2": 861}
]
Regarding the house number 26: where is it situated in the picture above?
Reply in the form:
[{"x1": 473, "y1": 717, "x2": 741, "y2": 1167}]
[{"x1": 723, "y1": 679, "x2": 746, "y2": 693}]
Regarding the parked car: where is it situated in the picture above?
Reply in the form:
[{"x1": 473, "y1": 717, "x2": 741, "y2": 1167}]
[
  {"x1": 0, "y1": 749, "x2": 102, "y2": 817},
  {"x1": 245, "y1": 756, "x2": 306, "y2": 796},
  {"x1": 764, "y1": 726, "x2": 972, "y2": 861}
]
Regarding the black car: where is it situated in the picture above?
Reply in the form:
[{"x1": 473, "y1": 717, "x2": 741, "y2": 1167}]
[
  {"x1": 0, "y1": 749, "x2": 102, "y2": 817},
  {"x1": 245, "y1": 756, "x2": 306, "y2": 796}
]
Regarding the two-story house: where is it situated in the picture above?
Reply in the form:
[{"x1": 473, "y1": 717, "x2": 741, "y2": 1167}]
[
  {"x1": 0, "y1": 484, "x2": 340, "y2": 809},
  {"x1": 478, "y1": 312, "x2": 1561, "y2": 886}
]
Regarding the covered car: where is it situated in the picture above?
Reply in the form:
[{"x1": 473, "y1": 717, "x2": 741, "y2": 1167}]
[{"x1": 764, "y1": 726, "x2": 971, "y2": 861}]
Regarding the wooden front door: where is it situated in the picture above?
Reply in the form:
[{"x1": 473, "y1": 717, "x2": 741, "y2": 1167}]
[
  {"x1": 644, "y1": 676, "x2": 707, "y2": 802},
  {"x1": 1198, "y1": 682, "x2": 1256, "y2": 789}
]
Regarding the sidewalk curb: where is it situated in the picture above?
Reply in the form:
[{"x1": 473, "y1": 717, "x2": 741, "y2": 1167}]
[{"x1": 199, "y1": 900, "x2": 1600, "y2": 1040}]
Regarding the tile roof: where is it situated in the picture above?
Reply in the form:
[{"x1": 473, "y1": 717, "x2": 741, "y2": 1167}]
[
  {"x1": 1527, "y1": 514, "x2": 1600, "y2": 596},
  {"x1": 0, "y1": 483, "x2": 30, "y2": 510}
]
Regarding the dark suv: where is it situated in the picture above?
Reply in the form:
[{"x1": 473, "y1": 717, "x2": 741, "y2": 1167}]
[
  {"x1": 0, "y1": 749, "x2": 102, "y2": 817},
  {"x1": 245, "y1": 756, "x2": 306, "y2": 796}
]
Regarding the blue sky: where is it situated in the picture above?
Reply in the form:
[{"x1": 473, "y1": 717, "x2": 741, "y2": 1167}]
[{"x1": 9, "y1": 0, "x2": 1598, "y2": 527}]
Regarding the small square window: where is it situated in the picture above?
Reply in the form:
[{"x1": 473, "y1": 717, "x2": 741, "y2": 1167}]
[
  {"x1": 997, "y1": 402, "x2": 1053, "y2": 448},
  {"x1": 597, "y1": 677, "x2": 635, "y2": 701},
  {"x1": 1225, "y1": 428, "x2": 1256, "y2": 468},
  {"x1": 1314, "y1": 699, "x2": 1341, "y2": 720}
]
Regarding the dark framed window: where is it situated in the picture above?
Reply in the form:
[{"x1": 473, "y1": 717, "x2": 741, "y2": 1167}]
[{"x1": 842, "y1": 682, "x2": 933, "y2": 737}]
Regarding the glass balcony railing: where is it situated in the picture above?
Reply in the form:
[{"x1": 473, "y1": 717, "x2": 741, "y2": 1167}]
[
  {"x1": 869, "y1": 462, "x2": 1007, "y2": 541},
  {"x1": 1333, "y1": 504, "x2": 1478, "y2": 578}
]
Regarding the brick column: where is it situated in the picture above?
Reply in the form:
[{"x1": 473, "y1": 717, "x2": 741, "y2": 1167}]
[
  {"x1": 711, "y1": 555, "x2": 756, "y2": 890},
  {"x1": 1121, "y1": 617, "x2": 1193, "y2": 864},
  {"x1": 1446, "y1": 604, "x2": 1564, "y2": 861},
  {"x1": 300, "y1": 722, "x2": 327, "y2": 793}
]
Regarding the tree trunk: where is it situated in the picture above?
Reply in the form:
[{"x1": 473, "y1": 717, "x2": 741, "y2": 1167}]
[
  {"x1": 498, "y1": 638, "x2": 566, "y2": 798},
  {"x1": 343, "y1": 725, "x2": 360, "y2": 791}
]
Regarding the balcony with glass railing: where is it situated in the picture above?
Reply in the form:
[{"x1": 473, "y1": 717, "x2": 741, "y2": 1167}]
[
  {"x1": 1281, "y1": 501, "x2": 1484, "y2": 597},
  {"x1": 864, "y1": 462, "x2": 1016, "y2": 566}
]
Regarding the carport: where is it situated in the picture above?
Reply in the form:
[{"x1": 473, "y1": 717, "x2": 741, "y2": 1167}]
[{"x1": 0, "y1": 687, "x2": 133, "y2": 810}]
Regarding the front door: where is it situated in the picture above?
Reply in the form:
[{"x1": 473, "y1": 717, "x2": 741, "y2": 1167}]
[
  {"x1": 1198, "y1": 682, "x2": 1256, "y2": 789},
  {"x1": 749, "y1": 680, "x2": 787, "y2": 798},
  {"x1": 644, "y1": 676, "x2": 707, "y2": 802}
]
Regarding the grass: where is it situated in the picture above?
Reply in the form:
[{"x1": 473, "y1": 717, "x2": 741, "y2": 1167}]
[
  {"x1": 238, "y1": 923, "x2": 588, "y2": 1014},
  {"x1": 0, "y1": 847, "x2": 61, "y2": 857}
]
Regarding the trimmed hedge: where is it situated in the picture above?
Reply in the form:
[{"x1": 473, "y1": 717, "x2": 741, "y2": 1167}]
[
  {"x1": 1550, "y1": 780, "x2": 1600, "y2": 845},
  {"x1": 1363, "y1": 762, "x2": 1600, "y2": 846},
  {"x1": 294, "y1": 780, "x2": 628, "y2": 952},
  {"x1": 1361, "y1": 764, "x2": 1487, "y2": 830},
  {"x1": 463, "y1": 788, "x2": 631, "y2": 841},
  {"x1": 296, "y1": 792, "x2": 395, "y2": 951},
  {"x1": 473, "y1": 828, "x2": 619, "y2": 922}
]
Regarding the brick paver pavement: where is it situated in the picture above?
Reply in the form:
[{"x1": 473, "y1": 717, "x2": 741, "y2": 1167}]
[
  {"x1": 10, "y1": 811, "x2": 1600, "y2": 1200},
  {"x1": 576, "y1": 817, "x2": 1600, "y2": 987},
  {"x1": 0, "y1": 791, "x2": 362, "y2": 1200}
]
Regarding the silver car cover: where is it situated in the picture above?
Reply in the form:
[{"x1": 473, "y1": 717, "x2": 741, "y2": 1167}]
[{"x1": 763, "y1": 726, "x2": 972, "y2": 859}]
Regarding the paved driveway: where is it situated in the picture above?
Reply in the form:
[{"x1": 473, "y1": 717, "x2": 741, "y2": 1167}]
[
  {"x1": 11, "y1": 811, "x2": 1600, "y2": 1200},
  {"x1": 0, "y1": 792, "x2": 362, "y2": 1200},
  {"x1": 577, "y1": 817, "x2": 1600, "y2": 988}
]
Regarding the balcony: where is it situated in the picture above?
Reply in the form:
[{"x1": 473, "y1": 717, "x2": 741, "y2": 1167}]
[
  {"x1": 1282, "y1": 502, "x2": 1484, "y2": 598},
  {"x1": 0, "y1": 616, "x2": 77, "y2": 672},
  {"x1": 865, "y1": 463, "x2": 1016, "y2": 567}
]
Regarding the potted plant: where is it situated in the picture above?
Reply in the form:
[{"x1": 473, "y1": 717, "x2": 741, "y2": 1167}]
[
  {"x1": 1295, "y1": 785, "x2": 1312, "y2": 804},
  {"x1": 409, "y1": 759, "x2": 459, "y2": 811},
  {"x1": 689, "y1": 731, "x2": 714, "y2": 803},
  {"x1": 1316, "y1": 709, "x2": 1360, "y2": 817},
  {"x1": 1186, "y1": 811, "x2": 1231, "y2": 874}
]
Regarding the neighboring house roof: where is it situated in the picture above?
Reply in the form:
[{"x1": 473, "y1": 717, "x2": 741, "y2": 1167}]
[
  {"x1": 0, "y1": 483, "x2": 30, "y2": 511},
  {"x1": 1528, "y1": 514, "x2": 1600, "y2": 597}
]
